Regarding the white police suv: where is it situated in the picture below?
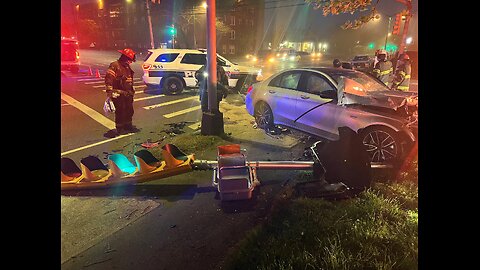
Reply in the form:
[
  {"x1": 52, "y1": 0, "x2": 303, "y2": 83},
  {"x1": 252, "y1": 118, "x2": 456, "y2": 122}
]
[{"x1": 141, "y1": 49, "x2": 261, "y2": 95}]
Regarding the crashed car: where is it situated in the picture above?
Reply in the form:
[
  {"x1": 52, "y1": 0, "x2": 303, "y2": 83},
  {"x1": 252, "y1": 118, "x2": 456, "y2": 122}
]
[
  {"x1": 245, "y1": 67, "x2": 418, "y2": 166},
  {"x1": 350, "y1": 55, "x2": 373, "y2": 71}
]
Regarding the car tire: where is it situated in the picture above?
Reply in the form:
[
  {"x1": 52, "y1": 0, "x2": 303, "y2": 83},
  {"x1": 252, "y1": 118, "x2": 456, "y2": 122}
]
[
  {"x1": 163, "y1": 77, "x2": 184, "y2": 95},
  {"x1": 254, "y1": 102, "x2": 274, "y2": 129},
  {"x1": 359, "y1": 126, "x2": 402, "y2": 165}
]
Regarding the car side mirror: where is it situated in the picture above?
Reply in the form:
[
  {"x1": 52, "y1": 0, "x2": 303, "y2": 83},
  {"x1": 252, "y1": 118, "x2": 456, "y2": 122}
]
[{"x1": 319, "y1": 90, "x2": 337, "y2": 100}]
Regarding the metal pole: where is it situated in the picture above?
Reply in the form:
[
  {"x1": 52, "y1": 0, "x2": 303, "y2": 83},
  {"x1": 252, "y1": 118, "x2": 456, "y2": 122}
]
[
  {"x1": 397, "y1": 0, "x2": 412, "y2": 55},
  {"x1": 398, "y1": 12, "x2": 411, "y2": 55},
  {"x1": 146, "y1": 0, "x2": 155, "y2": 49},
  {"x1": 384, "y1": 16, "x2": 391, "y2": 50},
  {"x1": 206, "y1": 0, "x2": 217, "y2": 112},
  {"x1": 193, "y1": 6, "x2": 197, "y2": 48},
  {"x1": 172, "y1": 24, "x2": 175, "y2": 49}
]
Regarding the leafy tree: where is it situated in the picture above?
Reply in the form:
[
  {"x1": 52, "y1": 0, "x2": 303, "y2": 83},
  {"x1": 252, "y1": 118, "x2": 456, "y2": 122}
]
[
  {"x1": 305, "y1": 0, "x2": 383, "y2": 29},
  {"x1": 78, "y1": 19, "x2": 100, "y2": 46}
]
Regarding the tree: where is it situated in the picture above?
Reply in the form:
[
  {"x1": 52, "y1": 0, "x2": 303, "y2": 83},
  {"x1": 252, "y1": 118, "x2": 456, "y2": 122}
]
[
  {"x1": 78, "y1": 19, "x2": 100, "y2": 47},
  {"x1": 305, "y1": 0, "x2": 386, "y2": 29}
]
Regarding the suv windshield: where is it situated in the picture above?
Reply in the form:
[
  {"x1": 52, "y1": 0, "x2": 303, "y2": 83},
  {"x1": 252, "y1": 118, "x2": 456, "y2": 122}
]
[{"x1": 353, "y1": 56, "x2": 369, "y2": 61}]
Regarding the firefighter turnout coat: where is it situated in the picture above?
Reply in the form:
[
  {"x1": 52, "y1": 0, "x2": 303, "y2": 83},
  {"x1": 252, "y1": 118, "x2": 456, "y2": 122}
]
[{"x1": 372, "y1": 60, "x2": 393, "y2": 87}]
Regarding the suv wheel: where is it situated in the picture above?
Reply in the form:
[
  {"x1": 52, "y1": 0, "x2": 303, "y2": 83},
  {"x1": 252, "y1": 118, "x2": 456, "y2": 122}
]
[{"x1": 163, "y1": 77, "x2": 184, "y2": 95}]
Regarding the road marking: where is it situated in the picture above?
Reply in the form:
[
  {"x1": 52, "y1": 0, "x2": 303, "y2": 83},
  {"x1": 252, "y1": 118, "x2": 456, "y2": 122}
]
[
  {"x1": 164, "y1": 106, "x2": 201, "y2": 118},
  {"x1": 61, "y1": 92, "x2": 115, "y2": 130},
  {"x1": 70, "y1": 76, "x2": 91, "y2": 79},
  {"x1": 187, "y1": 121, "x2": 201, "y2": 130},
  {"x1": 84, "y1": 81, "x2": 105, "y2": 84},
  {"x1": 134, "y1": 94, "x2": 165, "y2": 101},
  {"x1": 61, "y1": 133, "x2": 134, "y2": 156},
  {"x1": 143, "y1": 96, "x2": 198, "y2": 110},
  {"x1": 77, "y1": 78, "x2": 104, "y2": 81},
  {"x1": 101, "y1": 90, "x2": 148, "y2": 95}
]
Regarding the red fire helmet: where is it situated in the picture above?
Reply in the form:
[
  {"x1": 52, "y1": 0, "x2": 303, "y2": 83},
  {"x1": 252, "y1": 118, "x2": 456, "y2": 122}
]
[{"x1": 117, "y1": 48, "x2": 136, "y2": 62}]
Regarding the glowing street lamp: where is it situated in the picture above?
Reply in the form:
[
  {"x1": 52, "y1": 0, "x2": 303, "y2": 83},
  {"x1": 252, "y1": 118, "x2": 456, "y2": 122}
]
[{"x1": 406, "y1": 37, "x2": 413, "y2": 44}]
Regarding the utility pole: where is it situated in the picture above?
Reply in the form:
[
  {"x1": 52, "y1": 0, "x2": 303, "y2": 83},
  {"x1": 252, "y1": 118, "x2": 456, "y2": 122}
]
[
  {"x1": 396, "y1": 0, "x2": 412, "y2": 55},
  {"x1": 201, "y1": 0, "x2": 224, "y2": 135},
  {"x1": 146, "y1": 0, "x2": 155, "y2": 49},
  {"x1": 384, "y1": 16, "x2": 391, "y2": 50}
]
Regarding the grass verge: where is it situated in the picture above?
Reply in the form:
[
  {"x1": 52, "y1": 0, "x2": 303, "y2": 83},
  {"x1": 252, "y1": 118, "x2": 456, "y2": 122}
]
[{"x1": 223, "y1": 159, "x2": 418, "y2": 270}]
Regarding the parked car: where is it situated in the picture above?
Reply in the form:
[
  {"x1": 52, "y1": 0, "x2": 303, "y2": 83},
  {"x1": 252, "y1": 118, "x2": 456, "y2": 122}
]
[
  {"x1": 275, "y1": 49, "x2": 301, "y2": 62},
  {"x1": 61, "y1": 37, "x2": 80, "y2": 74},
  {"x1": 245, "y1": 50, "x2": 277, "y2": 64},
  {"x1": 350, "y1": 55, "x2": 373, "y2": 71},
  {"x1": 245, "y1": 67, "x2": 418, "y2": 166},
  {"x1": 142, "y1": 49, "x2": 261, "y2": 94}
]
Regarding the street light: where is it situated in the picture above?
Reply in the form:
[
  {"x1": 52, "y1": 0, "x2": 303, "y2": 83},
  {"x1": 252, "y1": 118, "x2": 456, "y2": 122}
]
[
  {"x1": 406, "y1": 37, "x2": 413, "y2": 44},
  {"x1": 202, "y1": 2, "x2": 207, "y2": 9}
]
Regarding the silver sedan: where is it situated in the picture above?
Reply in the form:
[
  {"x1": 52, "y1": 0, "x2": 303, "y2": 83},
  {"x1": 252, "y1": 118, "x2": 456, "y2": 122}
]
[{"x1": 245, "y1": 67, "x2": 418, "y2": 165}]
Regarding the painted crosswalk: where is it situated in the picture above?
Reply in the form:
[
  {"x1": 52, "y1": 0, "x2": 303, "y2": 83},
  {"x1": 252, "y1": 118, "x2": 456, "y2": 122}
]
[{"x1": 64, "y1": 73, "x2": 202, "y2": 130}]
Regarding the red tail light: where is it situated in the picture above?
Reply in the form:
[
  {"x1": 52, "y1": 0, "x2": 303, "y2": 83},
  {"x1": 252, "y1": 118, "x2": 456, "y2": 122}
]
[
  {"x1": 142, "y1": 63, "x2": 152, "y2": 70},
  {"x1": 247, "y1": 85, "x2": 253, "y2": 93}
]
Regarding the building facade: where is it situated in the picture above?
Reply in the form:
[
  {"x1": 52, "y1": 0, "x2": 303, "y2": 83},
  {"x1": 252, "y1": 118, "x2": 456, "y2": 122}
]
[{"x1": 72, "y1": 0, "x2": 264, "y2": 56}]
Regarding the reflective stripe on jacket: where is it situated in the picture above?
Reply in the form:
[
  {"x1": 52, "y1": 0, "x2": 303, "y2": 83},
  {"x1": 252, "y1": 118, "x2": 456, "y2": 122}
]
[
  {"x1": 105, "y1": 60, "x2": 135, "y2": 96},
  {"x1": 393, "y1": 63, "x2": 411, "y2": 91},
  {"x1": 372, "y1": 60, "x2": 393, "y2": 85}
]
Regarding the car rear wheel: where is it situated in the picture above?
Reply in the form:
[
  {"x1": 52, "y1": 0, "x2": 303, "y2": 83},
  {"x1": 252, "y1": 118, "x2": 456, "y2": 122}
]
[
  {"x1": 163, "y1": 77, "x2": 184, "y2": 95},
  {"x1": 360, "y1": 126, "x2": 400, "y2": 164},
  {"x1": 254, "y1": 102, "x2": 274, "y2": 129}
]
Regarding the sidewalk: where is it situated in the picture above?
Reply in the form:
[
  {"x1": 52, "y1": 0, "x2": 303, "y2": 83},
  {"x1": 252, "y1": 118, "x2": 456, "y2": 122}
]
[{"x1": 61, "y1": 96, "x2": 307, "y2": 269}]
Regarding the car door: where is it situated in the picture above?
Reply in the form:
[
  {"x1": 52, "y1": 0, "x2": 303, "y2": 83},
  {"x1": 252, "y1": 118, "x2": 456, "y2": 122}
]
[
  {"x1": 265, "y1": 70, "x2": 303, "y2": 126},
  {"x1": 178, "y1": 53, "x2": 206, "y2": 86},
  {"x1": 293, "y1": 71, "x2": 345, "y2": 141}
]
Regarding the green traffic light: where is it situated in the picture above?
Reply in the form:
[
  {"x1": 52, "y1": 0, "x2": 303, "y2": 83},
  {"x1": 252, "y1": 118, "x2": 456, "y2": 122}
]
[{"x1": 368, "y1": 43, "x2": 375, "y2": 49}]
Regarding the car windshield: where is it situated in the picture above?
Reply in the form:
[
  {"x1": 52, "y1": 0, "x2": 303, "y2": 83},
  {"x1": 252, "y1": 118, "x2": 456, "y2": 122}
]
[
  {"x1": 328, "y1": 71, "x2": 389, "y2": 92},
  {"x1": 218, "y1": 54, "x2": 237, "y2": 65},
  {"x1": 353, "y1": 56, "x2": 369, "y2": 61}
]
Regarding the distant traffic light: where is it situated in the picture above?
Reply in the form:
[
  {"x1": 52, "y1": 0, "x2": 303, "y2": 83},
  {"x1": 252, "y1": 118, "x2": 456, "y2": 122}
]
[
  {"x1": 167, "y1": 26, "x2": 177, "y2": 35},
  {"x1": 368, "y1": 43, "x2": 375, "y2": 49}
]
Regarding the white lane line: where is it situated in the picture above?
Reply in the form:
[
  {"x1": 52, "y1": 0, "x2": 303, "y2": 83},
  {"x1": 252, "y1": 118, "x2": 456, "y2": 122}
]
[
  {"x1": 77, "y1": 78, "x2": 104, "y2": 81},
  {"x1": 61, "y1": 92, "x2": 115, "y2": 130},
  {"x1": 143, "y1": 96, "x2": 198, "y2": 110},
  {"x1": 84, "y1": 80, "x2": 105, "y2": 84},
  {"x1": 95, "y1": 84, "x2": 145, "y2": 88},
  {"x1": 61, "y1": 133, "x2": 134, "y2": 156},
  {"x1": 134, "y1": 94, "x2": 165, "y2": 101},
  {"x1": 164, "y1": 106, "x2": 201, "y2": 118},
  {"x1": 101, "y1": 90, "x2": 148, "y2": 95}
]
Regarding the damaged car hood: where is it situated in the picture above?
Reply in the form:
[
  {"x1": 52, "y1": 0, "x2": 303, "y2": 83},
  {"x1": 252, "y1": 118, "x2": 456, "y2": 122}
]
[{"x1": 337, "y1": 77, "x2": 418, "y2": 110}]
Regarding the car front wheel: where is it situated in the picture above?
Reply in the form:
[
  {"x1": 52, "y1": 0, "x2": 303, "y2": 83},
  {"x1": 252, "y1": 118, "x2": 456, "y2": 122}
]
[
  {"x1": 254, "y1": 102, "x2": 274, "y2": 129},
  {"x1": 360, "y1": 126, "x2": 401, "y2": 165}
]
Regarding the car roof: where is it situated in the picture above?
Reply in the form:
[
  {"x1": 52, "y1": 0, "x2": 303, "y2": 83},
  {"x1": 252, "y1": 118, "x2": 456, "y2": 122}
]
[
  {"x1": 147, "y1": 48, "x2": 205, "y2": 54},
  {"x1": 293, "y1": 66, "x2": 359, "y2": 75}
]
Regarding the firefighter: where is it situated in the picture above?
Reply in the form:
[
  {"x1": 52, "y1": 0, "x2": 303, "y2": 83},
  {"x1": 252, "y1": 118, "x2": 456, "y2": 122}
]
[
  {"x1": 104, "y1": 48, "x2": 140, "y2": 137},
  {"x1": 371, "y1": 49, "x2": 393, "y2": 87},
  {"x1": 196, "y1": 64, "x2": 229, "y2": 113},
  {"x1": 391, "y1": 53, "x2": 412, "y2": 91}
]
